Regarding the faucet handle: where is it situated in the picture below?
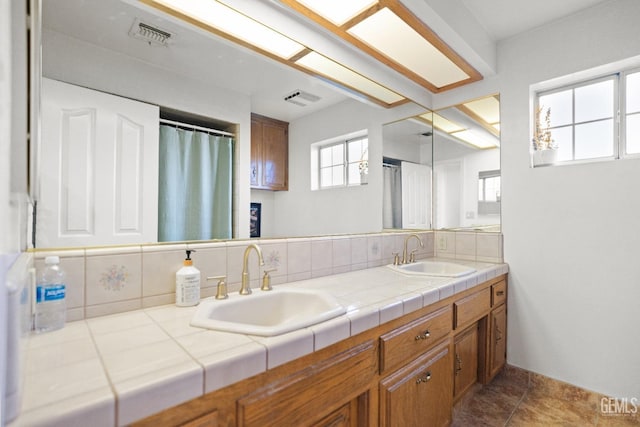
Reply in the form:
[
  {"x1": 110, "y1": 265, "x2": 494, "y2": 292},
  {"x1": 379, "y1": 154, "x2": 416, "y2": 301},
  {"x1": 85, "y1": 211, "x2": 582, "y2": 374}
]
[
  {"x1": 261, "y1": 268, "x2": 277, "y2": 291},
  {"x1": 409, "y1": 250, "x2": 418, "y2": 263},
  {"x1": 392, "y1": 252, "x2": 401, "y2": 265},
  {"x1": 208, "y1": 276, "x2": 228, "y2": 300}
]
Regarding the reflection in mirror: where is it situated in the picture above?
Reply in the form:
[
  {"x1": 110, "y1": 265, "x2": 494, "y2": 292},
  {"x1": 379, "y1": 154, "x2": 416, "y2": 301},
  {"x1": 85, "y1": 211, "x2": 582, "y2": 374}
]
[
  {"x1": 382, "y1": 94, "x2": 501, "y2": 232},
  {"x1": 382, "y1": 113, "x2": 433, "y2": 230},
  {"x1": 432, "y1": 94, "x2": 501, "y2": 231}
]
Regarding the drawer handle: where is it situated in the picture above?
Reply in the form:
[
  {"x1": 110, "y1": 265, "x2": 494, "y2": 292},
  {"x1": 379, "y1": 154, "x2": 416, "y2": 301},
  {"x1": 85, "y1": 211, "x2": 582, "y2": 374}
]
[
  {"x1": 495, "y1": 326, "x2": 503, "y2": 342},
  {"x1": 496, "y1": 290, "x2": 505, "y2": 296},
  {"x1": 416, "y1": 371, "x2": 432, "y2": 384},
  {"x1": 455, "y1": 354, "x2": 462, "y2": 375},
  {"x1": 414, "y1": 329, "x2": 431, "y2": 340}
]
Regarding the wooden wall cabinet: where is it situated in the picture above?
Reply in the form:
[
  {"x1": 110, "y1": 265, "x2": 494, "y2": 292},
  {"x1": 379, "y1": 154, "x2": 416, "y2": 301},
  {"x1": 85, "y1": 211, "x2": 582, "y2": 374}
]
[{"x1": 250, "y1": 113, "x2": 288, "y2": 191}]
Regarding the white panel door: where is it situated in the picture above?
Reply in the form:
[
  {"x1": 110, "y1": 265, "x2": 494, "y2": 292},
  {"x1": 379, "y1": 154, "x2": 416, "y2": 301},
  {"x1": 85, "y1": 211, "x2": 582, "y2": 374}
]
[
  {"x1": 38, "y1": 78, "x2": 159, "y2": 247},
  {"x1": 401, "y1": 161, "x2": 431, "y2": 229}
]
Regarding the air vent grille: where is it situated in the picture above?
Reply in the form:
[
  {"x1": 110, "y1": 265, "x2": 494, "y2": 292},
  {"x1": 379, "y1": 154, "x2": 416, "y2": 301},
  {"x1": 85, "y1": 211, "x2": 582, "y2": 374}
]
[
  {"x1": 129, "y1": 19, "x2": 173, "y2": 46},
  {"x1": 284, "y1": 90, "x2": 321, "y2": 107}
]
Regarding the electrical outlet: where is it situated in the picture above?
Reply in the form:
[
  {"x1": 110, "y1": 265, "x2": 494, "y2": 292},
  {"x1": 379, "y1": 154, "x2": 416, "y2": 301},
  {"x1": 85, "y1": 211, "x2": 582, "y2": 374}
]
[{"x1": 437, "y1": 235, "x2": 447, "y2": 251}]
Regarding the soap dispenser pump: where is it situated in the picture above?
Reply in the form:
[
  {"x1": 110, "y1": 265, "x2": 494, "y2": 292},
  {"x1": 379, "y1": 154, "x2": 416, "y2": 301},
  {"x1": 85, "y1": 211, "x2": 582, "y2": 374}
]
[{"x1": 176, "y1": 249, "x2": 201, "y2": 307}]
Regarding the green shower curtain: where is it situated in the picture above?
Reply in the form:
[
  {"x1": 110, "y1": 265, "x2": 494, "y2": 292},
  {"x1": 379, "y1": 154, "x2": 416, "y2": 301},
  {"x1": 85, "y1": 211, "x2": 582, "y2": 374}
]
[{"x1": 158, "y1": 125, "x2": 233, "y2": 241}]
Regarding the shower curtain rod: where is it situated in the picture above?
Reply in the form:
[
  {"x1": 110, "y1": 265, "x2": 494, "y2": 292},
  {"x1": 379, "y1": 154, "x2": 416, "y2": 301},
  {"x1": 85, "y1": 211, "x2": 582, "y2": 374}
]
[
  {"x1": 160, "y1": 118, "x2": 235, "y2": 137},
  {"x1": 383, "y1": 163, "x2": 399, "y2": 168}
]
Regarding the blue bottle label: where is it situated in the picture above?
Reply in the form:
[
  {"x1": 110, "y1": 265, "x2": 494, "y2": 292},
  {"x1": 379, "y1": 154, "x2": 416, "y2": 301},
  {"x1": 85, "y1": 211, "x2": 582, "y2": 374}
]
[{"x1": 36, "y1": 284, "x2": 66, "y2": 303}]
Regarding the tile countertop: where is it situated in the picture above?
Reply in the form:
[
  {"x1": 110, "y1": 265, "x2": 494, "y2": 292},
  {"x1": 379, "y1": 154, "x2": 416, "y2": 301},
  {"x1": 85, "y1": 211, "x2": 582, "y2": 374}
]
[{"x1": 12, "y1": 258, "x2": 508, "y2": 427}]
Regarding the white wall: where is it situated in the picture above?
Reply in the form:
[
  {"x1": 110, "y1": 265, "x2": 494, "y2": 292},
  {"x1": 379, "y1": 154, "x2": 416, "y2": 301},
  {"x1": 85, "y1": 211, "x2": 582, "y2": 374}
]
[
  {"x1": 496, "y1": 0, "x2": 640, "y2": 398},
  {"x1": 42, "y1": 30, "x2": 253, "y2": 238}
]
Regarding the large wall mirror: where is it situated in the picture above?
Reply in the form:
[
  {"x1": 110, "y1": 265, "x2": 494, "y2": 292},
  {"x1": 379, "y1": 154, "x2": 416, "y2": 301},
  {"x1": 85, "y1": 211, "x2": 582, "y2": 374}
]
[{"x1": 382, "y1": 94, "x2": 501, "y2": 232}]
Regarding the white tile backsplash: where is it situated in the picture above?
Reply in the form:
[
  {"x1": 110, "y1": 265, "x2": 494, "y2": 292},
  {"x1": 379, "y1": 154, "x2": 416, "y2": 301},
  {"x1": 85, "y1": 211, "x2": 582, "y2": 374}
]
[{"x1": 33, "y1": 230, "x2": 502, "y2": 320}]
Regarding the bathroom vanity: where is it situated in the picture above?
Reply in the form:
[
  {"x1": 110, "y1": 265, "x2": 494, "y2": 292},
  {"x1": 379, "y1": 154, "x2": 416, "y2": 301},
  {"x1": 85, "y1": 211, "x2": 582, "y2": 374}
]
[{"x1": 132, "y1": 272, "x2": 507, "y2": 427}]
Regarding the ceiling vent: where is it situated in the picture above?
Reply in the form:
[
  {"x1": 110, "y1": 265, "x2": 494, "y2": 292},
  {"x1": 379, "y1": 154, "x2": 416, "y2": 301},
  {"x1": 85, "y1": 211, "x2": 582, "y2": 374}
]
[
  {"x1": 129, "y1": 19, "x2": 173, "y2": 46},
  {"x1": 284, "y1": 90, "x2": 321, "y2": 107}
]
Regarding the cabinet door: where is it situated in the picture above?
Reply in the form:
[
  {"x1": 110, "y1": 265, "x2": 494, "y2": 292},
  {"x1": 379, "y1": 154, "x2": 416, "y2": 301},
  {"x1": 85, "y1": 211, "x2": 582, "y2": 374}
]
[
  {"x1": 250, "y1": 114, "x2": 288, "y2": 191},
  {"x1": 489, "y1": 304, "x2": 507, "y2": 379},
  {"x1": 380, "y1": 341, "x2": 452, "y2": 427},
  {"x1": 454, "y1": 323, "x2": 478, "y2": 400},
  {"x1": 261, "y1": 120, "x2": 288, "y2": 190},
  {"x1": 39, "y1": 78, "x2": 159, "y2": 247}
]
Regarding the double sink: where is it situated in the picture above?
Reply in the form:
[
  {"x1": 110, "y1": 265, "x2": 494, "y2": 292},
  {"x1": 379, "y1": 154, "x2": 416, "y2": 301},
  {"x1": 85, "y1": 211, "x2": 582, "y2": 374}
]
[{"x1": 190, "y1": 243, "x2": 476, "y2": 337}]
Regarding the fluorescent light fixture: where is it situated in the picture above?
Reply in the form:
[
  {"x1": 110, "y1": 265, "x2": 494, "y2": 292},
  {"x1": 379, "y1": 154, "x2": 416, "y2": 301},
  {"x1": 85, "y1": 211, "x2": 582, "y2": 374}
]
[
  {"x1": 431, "y1": 113, "x2": 464, "y2": 133},
  {"x1": 294, "y1": 0, "x2": 378, "y2": 26},
  {"x1": 462, "y1": 97, "x2": 500, "y2": 126},
  {"x1": 148, "y1": 0, "x2": 304, "y2": 59},
  {"x1": 347, "y1": 7, "x2": 469, "y2": 89},
  {"x1": 450, "y1": 129, "x2": 497, "y2": 149},
  {"x1": 295, "y1": 51, "x2": 405, "y2": 105}
]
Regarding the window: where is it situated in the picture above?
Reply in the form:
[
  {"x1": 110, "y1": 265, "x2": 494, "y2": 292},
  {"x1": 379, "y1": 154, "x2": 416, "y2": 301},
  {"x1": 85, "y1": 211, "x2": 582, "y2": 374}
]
[
  {"x1": 316, "y1": 136, "x2": 368, "y2": 189},
  {"x1": 533, "y1": 67, "x2": 640, "y2": 165},
  {"x1": 478, "y1": 170, "x2": 500, "y2": 215}
]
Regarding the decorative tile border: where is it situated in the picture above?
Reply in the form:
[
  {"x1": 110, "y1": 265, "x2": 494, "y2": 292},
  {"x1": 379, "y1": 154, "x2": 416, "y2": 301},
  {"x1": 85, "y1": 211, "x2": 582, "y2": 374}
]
[{"x1": 32, "y1": 230, "x2": 502, "y2": 320}]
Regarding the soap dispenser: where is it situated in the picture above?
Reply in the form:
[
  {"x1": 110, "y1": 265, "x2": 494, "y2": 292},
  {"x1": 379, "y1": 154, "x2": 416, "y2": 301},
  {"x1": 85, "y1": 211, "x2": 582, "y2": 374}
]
[{"x1": 176, "y1": 250, "x2": 201, "y2": 307}]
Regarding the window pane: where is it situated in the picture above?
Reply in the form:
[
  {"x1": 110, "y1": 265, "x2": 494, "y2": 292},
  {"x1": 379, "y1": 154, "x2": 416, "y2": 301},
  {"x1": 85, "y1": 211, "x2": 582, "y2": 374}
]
[
  {"x1": 626, "y1": 113, "x2": 640, "y2": 154},
  {"x1": 550, "y1": 126, "x2": 573, "y2": 161},
  {"x1": 540, "y1": 90, "x2": 572, "y2": 127},
  {"x1": 478, "y1": 180, "x2": 484, "y2": 201},
  {"x1": 484, "y1": 177, "x2": 500, "y2": 202},
  {"x1": 331, "y1": 145, "x2": 343, "y2": 165},
  {"x1": 331, "y1": 165, "x2": 344, "y2": 186},
  {"x1": 320, "y1": 146, "x2": 332, "y2": 167},
  {"x1": 575, "y1": 80, "x2": 614, "y2": 123},
  {"x1": 627, "y1": 72, "x2": 640, "y2": 114},
  {"x1": 575, "y1": 120, "x2": 614, "y2": 159},
  {"x1": 321, "y1": 167, "x2": 332, "y2": 187},
  {"x1": 348, "y1": 139, "x2": 363, "y2": 161}
]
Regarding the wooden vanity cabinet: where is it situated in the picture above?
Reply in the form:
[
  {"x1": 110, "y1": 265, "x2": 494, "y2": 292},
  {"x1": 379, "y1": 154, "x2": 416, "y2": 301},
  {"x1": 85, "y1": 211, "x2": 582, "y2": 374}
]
[
  {"x1": 250, "y1": 113, "x2": 288, "y2": 191},
  {"x1": 133, "y1": 275, "x2": 508, "y2": 427},
  {"x1": 379, "y1": 341, "x2": 453, "y2": 427}
]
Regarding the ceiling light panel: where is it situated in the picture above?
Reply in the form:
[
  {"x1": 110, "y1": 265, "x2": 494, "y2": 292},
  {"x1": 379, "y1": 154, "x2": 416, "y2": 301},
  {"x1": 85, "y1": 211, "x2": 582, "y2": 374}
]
[
  {"x1": 296, "y1": 52, "x2": 404, "y2": 104},
  {"x1": 148, "y1": 0, "x2": 304, "y2": 59},
  {"x1": 431, "y1": 113, "x2": 464, "y2": 133},
  {"x1": 450, "y1": 129, "x2": 497, "y2": 149},
  {"x1": 294, "y1": 0, "x2": 378, "y2": 26},
  {"x1": 281, "y1": 0, "x2": 482, "y2": 93},
  {"x1": 347, "y1": 7, "x2": 469, "y2": 89},
  {"x1": 462, "y1": 96, "x2": 500, "y2": 125}
]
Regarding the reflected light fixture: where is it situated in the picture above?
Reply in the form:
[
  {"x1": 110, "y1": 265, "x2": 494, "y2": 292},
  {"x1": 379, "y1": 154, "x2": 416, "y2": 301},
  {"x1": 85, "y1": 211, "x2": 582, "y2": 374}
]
[
  {"x1": 281, "y1": 0, "x2": 482, "y2": 93},
  {"x1": 140, "y1": 0, "x2": 407, "y2": 107},
  {"x1": 423, "y1": 112, "x2": 498, "y2": 149},
  {"x1": 457, "y1": 95, "x2": 500, "y2": 137}
]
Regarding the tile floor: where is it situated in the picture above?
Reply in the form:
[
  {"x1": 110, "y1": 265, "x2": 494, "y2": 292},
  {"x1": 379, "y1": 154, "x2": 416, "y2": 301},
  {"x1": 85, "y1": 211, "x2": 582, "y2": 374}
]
[{"x1": 452, "y1": 365, "x2": 640, "y2": 426}]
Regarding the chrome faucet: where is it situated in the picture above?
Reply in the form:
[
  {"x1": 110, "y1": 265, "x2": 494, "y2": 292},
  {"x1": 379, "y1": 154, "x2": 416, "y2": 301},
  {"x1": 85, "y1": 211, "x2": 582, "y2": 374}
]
[
  {"x1": 402, "y1": 234, "x2": 424, "y2": 264},
  {"x1": 240, "y1": 244, "x2": 264, "y2": 295}
]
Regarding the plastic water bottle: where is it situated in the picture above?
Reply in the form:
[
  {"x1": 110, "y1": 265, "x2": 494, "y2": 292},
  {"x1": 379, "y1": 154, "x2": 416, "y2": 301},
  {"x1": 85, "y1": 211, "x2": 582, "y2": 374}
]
[{"x1": 35, "y1": 256, "x2": 66, "y2": 333}]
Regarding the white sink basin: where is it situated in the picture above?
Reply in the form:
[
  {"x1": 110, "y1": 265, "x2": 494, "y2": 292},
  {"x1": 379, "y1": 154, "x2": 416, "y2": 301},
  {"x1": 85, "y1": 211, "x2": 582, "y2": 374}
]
[
  {"x1": 190, "y1": 288, "x2": 346, "y2": 336},
  {"x1": 387, "y1": 260, "x2": 476, "y2": 278}
]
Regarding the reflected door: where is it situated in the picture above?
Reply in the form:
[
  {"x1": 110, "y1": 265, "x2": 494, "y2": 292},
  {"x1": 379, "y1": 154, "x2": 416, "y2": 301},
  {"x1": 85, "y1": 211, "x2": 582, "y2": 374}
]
[
  {"x1": 39, "y1": 78, "x2": 159, "y2": 247},
  {"x1": 401, "y1": 161, "x2": 431, "y2": 229}
]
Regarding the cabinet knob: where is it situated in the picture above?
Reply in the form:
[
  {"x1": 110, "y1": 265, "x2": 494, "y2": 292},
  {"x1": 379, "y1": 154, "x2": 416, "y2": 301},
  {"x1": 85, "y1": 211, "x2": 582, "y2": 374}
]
[
  {"x1": 455, "y1": 354, "x2": 462, "y2": 374},
  {"x1": 496, "y1": 290, "x2": 505, "y2": 296},
  {"x1": 414, "y1": 329, "x2": 430, "y2": 341},
  {"x1": 415, "y1": 371, "x2": 432, "y2": 384}
]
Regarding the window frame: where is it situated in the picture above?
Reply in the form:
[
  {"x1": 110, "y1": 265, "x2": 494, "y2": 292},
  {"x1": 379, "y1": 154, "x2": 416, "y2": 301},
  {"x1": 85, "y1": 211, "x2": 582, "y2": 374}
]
[
  {"x1": 622, "y1": 67, "x2": 640, "y2": 158},
  {"x1": 534, "y1": 73, "x2": 620, "y2": 165},
  {"x1": 315, "y1": 135, "x2": 369, "y2": 190}
]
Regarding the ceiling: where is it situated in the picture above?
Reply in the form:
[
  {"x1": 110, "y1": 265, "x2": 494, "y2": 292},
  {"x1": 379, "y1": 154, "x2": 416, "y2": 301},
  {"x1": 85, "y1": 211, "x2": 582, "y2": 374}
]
[{"x1": 42, "y1": 0, "x2": 612, "y2": 122}]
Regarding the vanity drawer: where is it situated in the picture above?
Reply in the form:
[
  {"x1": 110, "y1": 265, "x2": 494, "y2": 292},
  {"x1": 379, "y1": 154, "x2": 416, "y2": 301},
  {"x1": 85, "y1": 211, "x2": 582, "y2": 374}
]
[
  {"x1": 454, "y1": 288, "x2": 491, "y2": 330},
  {"x1": 380, "y1": 306, "x2": 452, "y2": 373},
  {"x1": 491, "y1": 280, "x2": 507, "y2": 307}
]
